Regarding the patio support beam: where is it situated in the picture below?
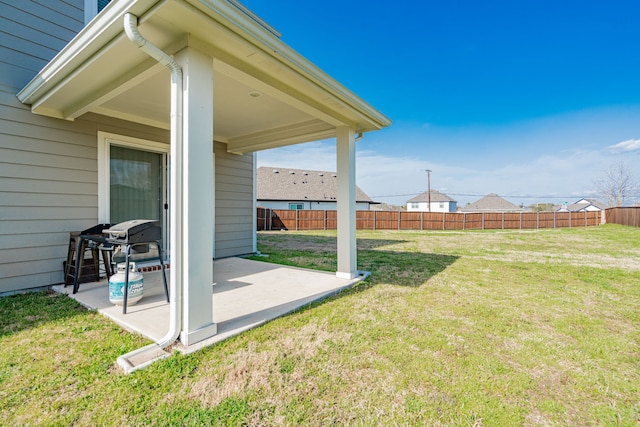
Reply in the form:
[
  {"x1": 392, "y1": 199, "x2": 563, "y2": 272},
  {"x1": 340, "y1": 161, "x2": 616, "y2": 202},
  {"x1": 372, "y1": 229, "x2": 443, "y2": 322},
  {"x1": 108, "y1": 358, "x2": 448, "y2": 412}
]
[
  {"x1": 175, "y1": 46, "x2": 217, "y2": 345},
  {"x1": 336, "y1": 125, "x2": 357, "y2": 279}
]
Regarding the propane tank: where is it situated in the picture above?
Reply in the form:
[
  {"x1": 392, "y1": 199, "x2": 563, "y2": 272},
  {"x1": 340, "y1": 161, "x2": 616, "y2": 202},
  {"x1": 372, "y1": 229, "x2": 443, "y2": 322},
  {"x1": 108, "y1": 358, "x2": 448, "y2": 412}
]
[{"x1": 109, "y1": 263, "x2": 144, "y2": 306}]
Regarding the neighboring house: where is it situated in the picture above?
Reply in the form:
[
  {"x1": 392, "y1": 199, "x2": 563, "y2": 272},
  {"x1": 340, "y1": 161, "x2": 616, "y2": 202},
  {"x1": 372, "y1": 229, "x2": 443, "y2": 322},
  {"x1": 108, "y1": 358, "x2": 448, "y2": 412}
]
[
  {"x1": 460, "y1": 193, "x2": 525, "y2": 212},
  {"x1": 257, "y1": 167, "x2": 377, "y2": 211},
  {"x1": 556, "y1": 198, "x2": 607, "y2": 212},
  {"x1": 406, "y1": 190, "x2": 457, "y2": 213},
  {"x1": 1, "y1": 0, "x2": 390, "y2": 344}
]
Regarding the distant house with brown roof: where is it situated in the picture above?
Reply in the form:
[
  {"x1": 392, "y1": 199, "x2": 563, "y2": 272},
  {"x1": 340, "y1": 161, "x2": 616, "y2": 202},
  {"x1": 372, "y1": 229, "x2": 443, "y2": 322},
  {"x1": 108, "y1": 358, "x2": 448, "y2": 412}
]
[
  {"x1": 257, "y1": 167, "x2": 378, "y2": 210},
  {"x1": 406, "y1": 190, "x2": 457, "y2": 212},
  {"x1": 460, "y1": 193, "x2": 524, "y2": 212}
]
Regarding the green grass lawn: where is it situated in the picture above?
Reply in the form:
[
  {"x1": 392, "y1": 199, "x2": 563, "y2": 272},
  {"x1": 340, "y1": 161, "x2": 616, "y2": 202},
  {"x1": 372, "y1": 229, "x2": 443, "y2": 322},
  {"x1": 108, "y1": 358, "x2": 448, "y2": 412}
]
[{"x1": 1, "y1": 225, "x2": 639, "y2": 425}]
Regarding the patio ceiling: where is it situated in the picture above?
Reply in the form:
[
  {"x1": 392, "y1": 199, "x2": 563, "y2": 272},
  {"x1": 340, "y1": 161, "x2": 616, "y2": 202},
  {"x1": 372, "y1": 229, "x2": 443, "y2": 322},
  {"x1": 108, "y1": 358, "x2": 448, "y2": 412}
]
[{"x1": 17, "y1": 0, "x2": 391, "y2": 154}]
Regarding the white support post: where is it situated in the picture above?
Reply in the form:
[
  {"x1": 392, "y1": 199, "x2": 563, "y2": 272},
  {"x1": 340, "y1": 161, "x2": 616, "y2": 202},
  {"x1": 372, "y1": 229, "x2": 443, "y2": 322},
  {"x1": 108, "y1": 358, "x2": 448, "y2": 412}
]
[
  {"x1": 336, "y1": 126, "x2": 357, "y2": 279},
  {"x1": 175, "y1": 47, "x2": 217, "y2": 345}
]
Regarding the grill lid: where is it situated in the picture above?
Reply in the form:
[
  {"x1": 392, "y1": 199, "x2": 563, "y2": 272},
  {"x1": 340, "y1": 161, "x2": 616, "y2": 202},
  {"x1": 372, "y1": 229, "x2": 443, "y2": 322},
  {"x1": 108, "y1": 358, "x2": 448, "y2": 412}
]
[{"x1": 104, "y1": 219, "x2": 161, "y2": 243}]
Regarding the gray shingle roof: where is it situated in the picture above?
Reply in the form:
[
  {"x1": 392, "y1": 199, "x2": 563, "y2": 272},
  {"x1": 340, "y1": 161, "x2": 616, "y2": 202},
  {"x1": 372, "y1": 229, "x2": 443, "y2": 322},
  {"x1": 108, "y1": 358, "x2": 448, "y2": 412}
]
[
  {"x1": 556, "y1": 198, "x2": 607, "y2": 212},
  {"x1": 460, "y1": 193, "x2": 524, "y2": 212},
  {"x1": 407, "y1": 190, "x2": 457, "y2": 203},
  {"x1": 257, "y1": 167, "x2": 374, "y2": 203}
]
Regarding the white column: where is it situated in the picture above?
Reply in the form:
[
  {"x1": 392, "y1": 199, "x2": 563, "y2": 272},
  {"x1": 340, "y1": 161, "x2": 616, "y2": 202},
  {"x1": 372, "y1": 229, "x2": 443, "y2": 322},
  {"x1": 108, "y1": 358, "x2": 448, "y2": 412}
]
[
  {"x1": 175, "y1": 47, "x2": 217, "y2": 345},
  {"x1": 336, "y1": 126, "x2": 357, "y2": 279}
]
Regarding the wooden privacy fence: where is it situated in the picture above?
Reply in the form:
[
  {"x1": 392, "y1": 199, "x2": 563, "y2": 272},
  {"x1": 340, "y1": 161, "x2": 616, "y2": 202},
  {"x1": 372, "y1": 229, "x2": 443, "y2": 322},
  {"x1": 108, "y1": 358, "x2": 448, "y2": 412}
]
[
  {"x1": 257, "y1": 208, "x2": 602, "y2": 231},
  {"x1": 605, "y1": 207, "x2": 640, "y2": 227}
]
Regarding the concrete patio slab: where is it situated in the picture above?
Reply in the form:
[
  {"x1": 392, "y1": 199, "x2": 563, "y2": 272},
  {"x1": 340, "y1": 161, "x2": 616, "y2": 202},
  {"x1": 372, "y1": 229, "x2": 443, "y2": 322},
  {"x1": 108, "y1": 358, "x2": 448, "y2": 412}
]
[{"x1": 53, "y1": 257, "x2": 365, "y2": 356}]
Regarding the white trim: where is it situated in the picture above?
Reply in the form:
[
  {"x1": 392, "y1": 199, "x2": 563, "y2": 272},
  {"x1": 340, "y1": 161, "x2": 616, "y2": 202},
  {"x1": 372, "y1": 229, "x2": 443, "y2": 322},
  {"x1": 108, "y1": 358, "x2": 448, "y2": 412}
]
[
  {"x1": 212, "y1": 152, "x2": 216, "y2": 257},
  {"x1": 252, "y1": 152, "x2": 257, "y2": 254}
]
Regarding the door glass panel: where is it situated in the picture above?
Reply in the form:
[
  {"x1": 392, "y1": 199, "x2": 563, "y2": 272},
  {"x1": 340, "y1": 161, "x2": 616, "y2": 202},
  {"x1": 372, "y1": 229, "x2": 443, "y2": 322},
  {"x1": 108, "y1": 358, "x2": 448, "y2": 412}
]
[{"x1": 110, "y1": 145, "x2": 163, "y2": 224}]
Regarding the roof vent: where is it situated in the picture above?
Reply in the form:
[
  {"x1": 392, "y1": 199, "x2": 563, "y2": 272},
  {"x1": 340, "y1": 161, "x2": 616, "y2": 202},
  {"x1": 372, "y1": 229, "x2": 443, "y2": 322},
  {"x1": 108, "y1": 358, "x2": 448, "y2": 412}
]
[
  {"x1": 273, "y1": 170, "x2": 279, "y2": 173},
  {"x1": 318, "y1": 173, "x2": 324, "y2": 176},
  {"x1": 289, "y1": 171, "x2": 295, "y2": 175}
]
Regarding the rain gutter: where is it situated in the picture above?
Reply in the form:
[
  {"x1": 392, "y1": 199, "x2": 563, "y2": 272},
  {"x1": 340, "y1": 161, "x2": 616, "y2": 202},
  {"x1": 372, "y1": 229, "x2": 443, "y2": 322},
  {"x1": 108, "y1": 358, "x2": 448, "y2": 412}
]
[{"x1": 116, "y1": 13, "x2": 183, "y2": 373}]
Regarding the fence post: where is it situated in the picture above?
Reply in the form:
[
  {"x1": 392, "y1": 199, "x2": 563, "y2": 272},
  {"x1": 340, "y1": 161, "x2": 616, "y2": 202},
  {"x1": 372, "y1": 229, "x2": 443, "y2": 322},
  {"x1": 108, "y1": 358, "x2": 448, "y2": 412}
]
[
  {"x1": 537, "y1": 211, "x2": 539, "y2": 229},
  {"x1": 373, "y1": 210, "x2": 376, "y2": 230},
  {"x1": 502, "y1": 212, "x2": 504, "y2": 230},
  {"x1": 553, "y1": 211, "x2": 556, "y2": 228},
  {"x1": 482, "y1": 212, "x2": 485, "y2": 230},
  {"x1": 421, "y1": 212, "x2": 424, "y2": 230},
  {"x1": 398, "y1": 211, "x2": 401, "y2": 230},
  {"x1": 442, "y1": 212, "x2": 446, "y2": 230},
  {"x1": 324, "y1": 210, "x2": 327, "y2": 230},
  {"x1": 520, "y1": 212, "x2": 522, "y2": 230},
  {"x1": 584, "y1": 210, "x2": 587, "y2": 227},
  {"x1": 295, "y1": 208, "x2": 299, "y2": 231},
  {"x1": 569, "y1": 211, "x2": 571, "y2": 228}
]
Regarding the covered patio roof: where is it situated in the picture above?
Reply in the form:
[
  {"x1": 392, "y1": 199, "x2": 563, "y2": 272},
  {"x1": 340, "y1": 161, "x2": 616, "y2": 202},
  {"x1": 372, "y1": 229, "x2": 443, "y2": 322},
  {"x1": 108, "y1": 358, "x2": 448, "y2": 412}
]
[
  {"x1": 17, "y1": 0, "x2": 390, "y2": 154},
  {"x1": 17, "y1": 0, "x2": 390, "y2": 364}
]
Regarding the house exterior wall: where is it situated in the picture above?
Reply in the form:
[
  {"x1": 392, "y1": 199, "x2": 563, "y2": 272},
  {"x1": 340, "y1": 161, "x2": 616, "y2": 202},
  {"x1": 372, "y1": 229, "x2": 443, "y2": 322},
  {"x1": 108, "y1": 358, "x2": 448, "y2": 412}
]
[
  {"x1": 0, "y1": 1, "x2": 255, "y2": 293},
  {"x1": 214, "y1": 143, "x2": 255, "y2": 258},
  {"x1": 1, "y1": 0, "x2": 86, "y2": 293},
  {"x1": 257, "y1": 201, "x2": 372, "y2": 211},
  {"x1": 406, "y1": 201, "x2": 457, "y2": 213}
]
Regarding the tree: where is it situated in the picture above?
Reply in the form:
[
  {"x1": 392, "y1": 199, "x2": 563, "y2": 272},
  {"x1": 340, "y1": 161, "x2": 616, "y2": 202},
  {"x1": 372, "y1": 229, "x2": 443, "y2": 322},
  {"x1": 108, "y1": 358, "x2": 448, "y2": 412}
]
[
  {"x1": 593, "y1": 160, "x2": 638, "y2": 207},
  {"x1": 528, "y1": 202, "x2": 555, "y2": 212}
]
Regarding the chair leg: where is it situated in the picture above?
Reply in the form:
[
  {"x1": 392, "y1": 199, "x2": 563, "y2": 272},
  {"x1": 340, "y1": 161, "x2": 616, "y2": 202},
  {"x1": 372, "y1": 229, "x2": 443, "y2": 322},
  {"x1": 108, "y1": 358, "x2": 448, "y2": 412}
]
[
  {"x1": 156, "y1": 241, "x2": 169, "y2": 303},
  {"x1": 64, "y1": 235, "x2": 77, "y2": 287},
  {"x1": 72, "y1": 238, "x2": 86, "y2": 294}
]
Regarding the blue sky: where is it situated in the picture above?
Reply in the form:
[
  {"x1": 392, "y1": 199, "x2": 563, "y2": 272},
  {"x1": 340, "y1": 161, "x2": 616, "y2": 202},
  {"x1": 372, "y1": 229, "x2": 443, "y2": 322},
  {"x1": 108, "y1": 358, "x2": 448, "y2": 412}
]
[{"x1": 242, "y1": 0, "x2": 640, "y2": 206}]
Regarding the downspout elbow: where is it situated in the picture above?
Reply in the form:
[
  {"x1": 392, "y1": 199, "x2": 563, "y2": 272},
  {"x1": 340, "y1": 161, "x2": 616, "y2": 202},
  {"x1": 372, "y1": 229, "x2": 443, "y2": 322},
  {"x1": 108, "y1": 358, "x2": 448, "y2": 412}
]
[{"x1": 123, "y1": 13, "x2": 182, "y2": 77}]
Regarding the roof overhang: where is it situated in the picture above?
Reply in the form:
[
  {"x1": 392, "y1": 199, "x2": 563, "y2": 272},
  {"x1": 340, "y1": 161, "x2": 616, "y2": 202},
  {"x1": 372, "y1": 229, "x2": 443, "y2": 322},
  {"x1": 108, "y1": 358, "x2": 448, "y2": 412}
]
[{"x1": 17, "y1": 0, "x2": 390, "y2": 154}]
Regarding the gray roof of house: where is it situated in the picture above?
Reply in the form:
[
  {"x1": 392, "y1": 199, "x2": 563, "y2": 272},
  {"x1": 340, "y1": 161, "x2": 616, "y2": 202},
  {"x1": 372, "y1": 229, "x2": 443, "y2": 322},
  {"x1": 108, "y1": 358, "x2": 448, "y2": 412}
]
[
  {"x1": 460, "y1": 193, "x2": 524, "y2": 212},
  {"x1": 556, "y1": 198, "x2": 607, "y2": 212},
  {"x1": 407, "y1": 190, "x2": 457, "y2": 203},
  {"x1": 257, "y1": 167, "x2": 374, "y2": 203}
]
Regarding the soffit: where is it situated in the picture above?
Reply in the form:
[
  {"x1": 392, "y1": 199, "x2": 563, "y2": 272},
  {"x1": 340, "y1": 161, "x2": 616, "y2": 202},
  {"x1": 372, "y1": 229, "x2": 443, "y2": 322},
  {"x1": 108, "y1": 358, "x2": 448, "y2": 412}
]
[{"x1": 18, "y1": 0, "x2": 391, "y2": 153}]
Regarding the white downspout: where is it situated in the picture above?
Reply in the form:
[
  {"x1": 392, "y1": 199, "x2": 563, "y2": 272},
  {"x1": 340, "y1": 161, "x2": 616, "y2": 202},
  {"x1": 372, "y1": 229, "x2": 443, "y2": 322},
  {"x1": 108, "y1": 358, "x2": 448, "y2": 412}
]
[{"x1": 117, "y1": 13, "x2": 183, "y2": 373}]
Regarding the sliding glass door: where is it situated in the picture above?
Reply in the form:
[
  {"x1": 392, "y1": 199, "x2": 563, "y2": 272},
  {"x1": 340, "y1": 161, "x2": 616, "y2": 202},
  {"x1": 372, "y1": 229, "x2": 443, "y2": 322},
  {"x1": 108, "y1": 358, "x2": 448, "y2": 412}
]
[{"x1": 109, "y1": 145, "x2": 164, "y2": 224}]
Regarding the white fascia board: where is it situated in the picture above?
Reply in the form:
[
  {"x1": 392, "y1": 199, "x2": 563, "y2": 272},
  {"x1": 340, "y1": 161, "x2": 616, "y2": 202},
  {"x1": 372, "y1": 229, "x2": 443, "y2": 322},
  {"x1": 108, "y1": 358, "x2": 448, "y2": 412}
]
[{"x1": 17, "y1": 0, "x2": 157, "y2": 105}]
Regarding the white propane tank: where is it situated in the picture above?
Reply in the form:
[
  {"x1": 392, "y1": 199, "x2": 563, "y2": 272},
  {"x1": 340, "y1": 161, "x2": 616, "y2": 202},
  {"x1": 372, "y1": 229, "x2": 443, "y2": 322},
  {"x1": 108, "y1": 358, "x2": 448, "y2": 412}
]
[{"x1": 109, "y1": 263, "x2": 144, "y2": 306}]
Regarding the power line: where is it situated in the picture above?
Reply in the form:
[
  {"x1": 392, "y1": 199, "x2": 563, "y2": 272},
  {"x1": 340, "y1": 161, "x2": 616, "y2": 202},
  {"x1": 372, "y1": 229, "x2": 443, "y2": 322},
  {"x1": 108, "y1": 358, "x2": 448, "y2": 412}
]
[{"x1": 370, "y1": 191, "x2": 605, "y2": 200}]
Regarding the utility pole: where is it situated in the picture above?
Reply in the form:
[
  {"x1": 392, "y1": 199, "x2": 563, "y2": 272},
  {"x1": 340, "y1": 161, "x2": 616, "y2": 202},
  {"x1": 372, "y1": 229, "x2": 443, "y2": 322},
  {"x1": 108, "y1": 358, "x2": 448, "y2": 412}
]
[{"x1": 424, "y1": 169, "x2": 432, "y2": 212}]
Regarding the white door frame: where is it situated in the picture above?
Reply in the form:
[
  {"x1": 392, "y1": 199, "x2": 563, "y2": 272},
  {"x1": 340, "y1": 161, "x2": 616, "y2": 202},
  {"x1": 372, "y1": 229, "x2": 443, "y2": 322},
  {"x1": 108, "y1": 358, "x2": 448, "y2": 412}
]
[{"x1": 97, "y1": 131, "x2": 170, "y2": 256}]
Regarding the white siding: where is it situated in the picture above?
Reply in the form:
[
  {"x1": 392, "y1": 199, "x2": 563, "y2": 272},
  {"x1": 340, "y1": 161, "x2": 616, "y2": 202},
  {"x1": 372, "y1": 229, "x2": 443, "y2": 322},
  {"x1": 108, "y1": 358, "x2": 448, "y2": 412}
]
[{"x1": 406, "y1": 201, "x2": 457, "y2": 213}]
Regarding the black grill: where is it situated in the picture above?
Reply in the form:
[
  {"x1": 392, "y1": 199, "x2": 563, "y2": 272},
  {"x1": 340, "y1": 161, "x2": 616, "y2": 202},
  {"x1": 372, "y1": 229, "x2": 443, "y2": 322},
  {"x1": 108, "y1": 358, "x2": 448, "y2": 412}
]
[
  {"x1": 103, "y1": 219, "x2": 162, "y2": 245},
  {"x1": 72, "y1": 219, "x2": 169, "y2": 314}
]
